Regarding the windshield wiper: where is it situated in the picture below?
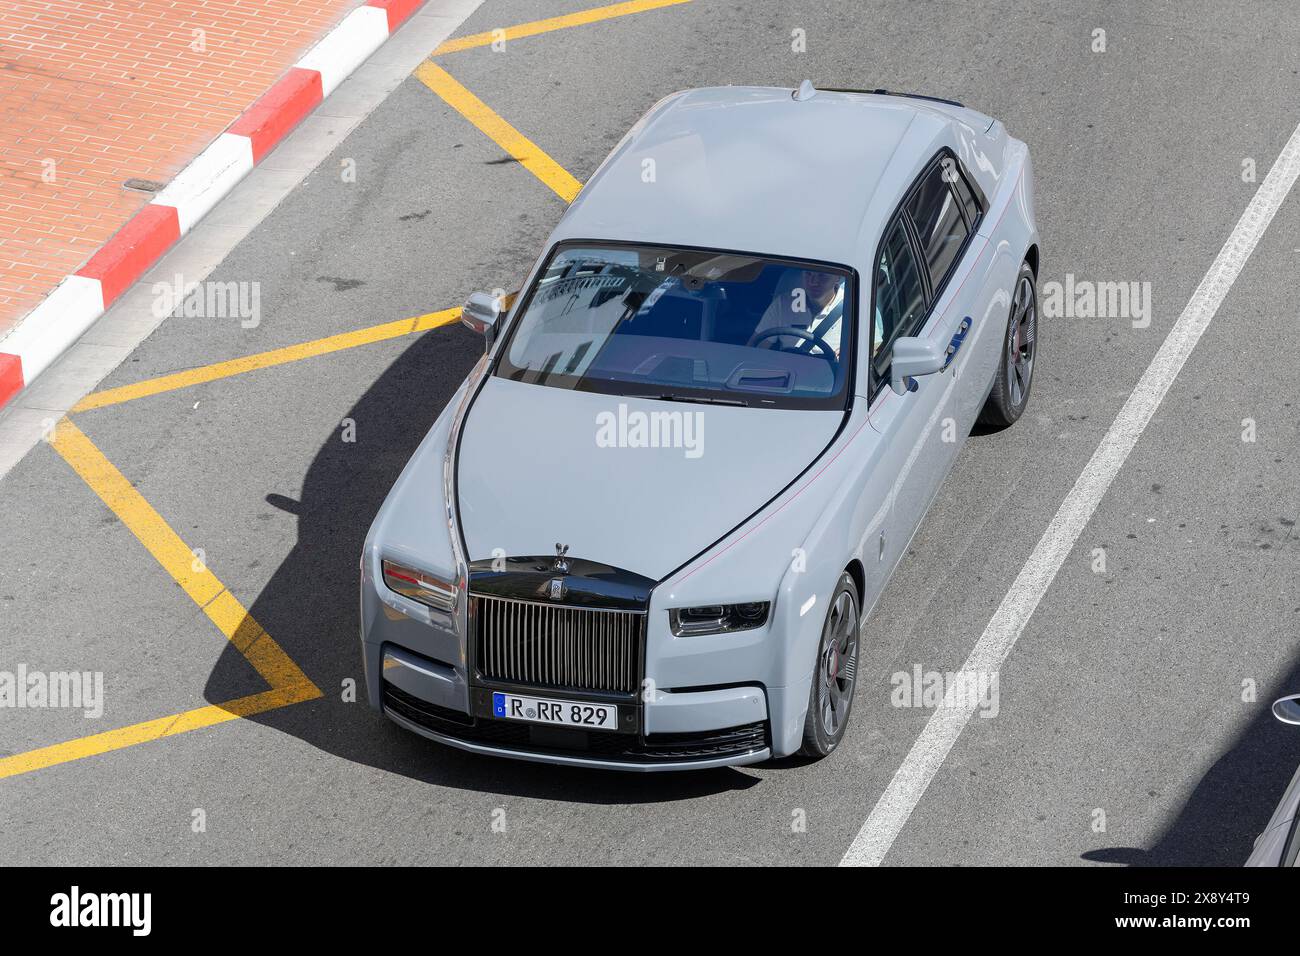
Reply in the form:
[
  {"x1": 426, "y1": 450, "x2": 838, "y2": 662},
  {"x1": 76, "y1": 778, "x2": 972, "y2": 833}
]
[{"x1": 650, "y1": 392, "x2": 749, "y2": 407}]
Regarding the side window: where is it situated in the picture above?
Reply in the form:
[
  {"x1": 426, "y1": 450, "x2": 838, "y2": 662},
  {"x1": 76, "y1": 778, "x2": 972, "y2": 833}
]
[
  {"x1": 872, "y1": 216, "x2": 927, "y2": 376},
  {"x1": 906, "y1": 158, "x2": 969, "y2": 291}
]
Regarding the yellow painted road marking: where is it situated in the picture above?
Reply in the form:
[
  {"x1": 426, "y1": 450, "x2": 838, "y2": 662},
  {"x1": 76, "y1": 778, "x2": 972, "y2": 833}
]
[
  {"x1": 0, "y1": 420, "x2": 325, "y2": 780},
  {"x1": 50, "y1": 419, "x2": 316, "y2": 695},
  {"x1": 0, "y1": 685, "x2": 318, "y2": 780},
  {"x1": 204, "y1": 591, "x2": 316, "y2": 692},
  {"x1": 73, "y1": 306, "x2": 461, "y2": 412},
  {"x1": 433, "y1": 0, "x2": 692, "y2": 55},
  {"x1": 415, "y1": 61, "x2": 583, "y2": 203}
]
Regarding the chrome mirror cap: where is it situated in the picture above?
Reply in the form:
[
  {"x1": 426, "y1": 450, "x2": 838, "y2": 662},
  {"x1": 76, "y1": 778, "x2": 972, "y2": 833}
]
[
  {"x1": 461, "y1": 291, "x2": 502, "y2": 343},
  {"x1": 1272, "y1": 694, "x2": 1300, "y2": 726},
  {"x1": 889, "y1": 335, "x2": 946, "y2": 395}
]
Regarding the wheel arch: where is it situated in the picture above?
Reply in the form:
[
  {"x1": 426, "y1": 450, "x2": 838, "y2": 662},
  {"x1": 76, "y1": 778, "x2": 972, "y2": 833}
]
[
  {"x1": 1024, "y1": 243, "x2": 1039, "y2": 278},
  {"x1": 844, "y1": 558, "x2": 866, "y2": 608}
]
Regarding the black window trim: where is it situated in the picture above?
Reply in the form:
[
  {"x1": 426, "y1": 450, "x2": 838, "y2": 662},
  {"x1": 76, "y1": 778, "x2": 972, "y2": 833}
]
[
  {"x1": 867, "y1": 147, "x2": 986, "y2": 400},
  {"x1": 869, "y1": 212, "x2": 930, "y2": 384},
  {"x1": 901, "y1": 210, "x2": 933, "y2": 303}
]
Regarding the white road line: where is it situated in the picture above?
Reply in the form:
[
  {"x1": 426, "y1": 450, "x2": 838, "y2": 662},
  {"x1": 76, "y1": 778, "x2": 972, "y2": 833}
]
[{"x1": 840, "y1": 119, "x2": 1300, "y2": 867}]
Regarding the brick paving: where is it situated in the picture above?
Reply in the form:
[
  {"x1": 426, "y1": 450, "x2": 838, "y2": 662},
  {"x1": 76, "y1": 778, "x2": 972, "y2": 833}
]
[{"x1": 0, "y1": 0, "x2": 362, "y2": 337}]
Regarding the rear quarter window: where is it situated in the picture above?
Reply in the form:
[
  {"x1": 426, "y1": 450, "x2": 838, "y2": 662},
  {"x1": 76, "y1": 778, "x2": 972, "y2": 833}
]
[{"x1": 944, "y1": 157, "x2": 983, "y2": 228}]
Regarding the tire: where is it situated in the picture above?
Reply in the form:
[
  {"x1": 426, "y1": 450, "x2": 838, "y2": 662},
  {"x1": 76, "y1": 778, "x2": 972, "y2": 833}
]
[
  {"x1": 977, "y1": 261, "x2": 1038, "y2": 430},
  {"x1": 799, "y1": 572, "x2": 861, "y2": 758}
]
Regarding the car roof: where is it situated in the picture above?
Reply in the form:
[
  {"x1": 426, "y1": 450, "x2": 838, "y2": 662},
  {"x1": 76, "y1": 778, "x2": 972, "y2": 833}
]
[{"x1": 550, "y1": 85, "x2": 956, "y2": 267}]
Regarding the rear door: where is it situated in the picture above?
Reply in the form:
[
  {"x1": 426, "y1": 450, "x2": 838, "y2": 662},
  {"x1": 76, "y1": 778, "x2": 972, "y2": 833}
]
[{"x1": 937, "y1": 154, "x2": 1007, "y2": 430}]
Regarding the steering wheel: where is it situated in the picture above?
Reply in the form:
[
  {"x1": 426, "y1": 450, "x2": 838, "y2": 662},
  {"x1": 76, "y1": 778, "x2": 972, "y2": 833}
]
[{"x1": 747, "y1": 325, "x2": 840, "y2": 374}]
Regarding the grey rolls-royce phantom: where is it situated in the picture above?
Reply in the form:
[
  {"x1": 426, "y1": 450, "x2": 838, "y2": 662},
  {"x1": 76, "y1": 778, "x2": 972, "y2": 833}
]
[{"x1": 360, "y1": 82, "x2": 1039, "y2": 770}]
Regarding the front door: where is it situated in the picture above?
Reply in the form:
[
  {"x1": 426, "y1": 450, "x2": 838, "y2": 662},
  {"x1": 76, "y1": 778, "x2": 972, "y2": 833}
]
[{"x1": 872, "y1": 152, "x2": 985, "y2": 572}]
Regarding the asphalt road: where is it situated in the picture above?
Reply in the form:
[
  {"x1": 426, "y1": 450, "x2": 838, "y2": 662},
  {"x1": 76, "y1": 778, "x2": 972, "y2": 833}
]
[{"x1": 2, "y1": 0, "x2": 1299, "y2": 865}]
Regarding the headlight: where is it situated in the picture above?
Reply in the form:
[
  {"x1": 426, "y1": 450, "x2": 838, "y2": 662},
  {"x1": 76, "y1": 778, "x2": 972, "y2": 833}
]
[
  {"x1": 381, "y1": 559, "x2": 457, "y2": 612},
  {"x1": 669, "y1": 602, "x2": 770, "y2": 636}
]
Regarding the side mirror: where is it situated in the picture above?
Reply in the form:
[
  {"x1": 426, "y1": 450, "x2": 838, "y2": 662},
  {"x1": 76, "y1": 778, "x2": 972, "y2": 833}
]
[
  {"x1": 1272, "y1": 694, "x2": 1300, "y2": 726},
  {"x1": 461, "y1": 291, "x2": 502, "y2": 347},
  {"x1": 889, "y1": 336, "x2": 946, "y2": 395}
]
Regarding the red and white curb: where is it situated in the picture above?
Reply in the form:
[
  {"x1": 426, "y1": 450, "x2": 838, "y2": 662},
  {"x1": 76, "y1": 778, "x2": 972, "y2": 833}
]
[{"x1": 0, "y1": 0, "x2": 427, "y2": 411}]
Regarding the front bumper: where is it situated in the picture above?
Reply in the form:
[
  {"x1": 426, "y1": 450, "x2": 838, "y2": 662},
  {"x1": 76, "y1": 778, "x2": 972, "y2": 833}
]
[
  {"x1": 375, "y1": 643, "x2": 770, "y2": 771},
  {"x1": 360, "y1": 532, "x2": 811, "y2": 768}
]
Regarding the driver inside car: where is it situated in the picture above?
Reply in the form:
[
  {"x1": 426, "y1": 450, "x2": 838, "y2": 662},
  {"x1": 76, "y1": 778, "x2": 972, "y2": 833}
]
[
  {"x1": 750, "y1": 268, "x2": 889, "y2": 360},
  {"x1": 750, "y1": 269, "x2": 845, "y2": 357}
]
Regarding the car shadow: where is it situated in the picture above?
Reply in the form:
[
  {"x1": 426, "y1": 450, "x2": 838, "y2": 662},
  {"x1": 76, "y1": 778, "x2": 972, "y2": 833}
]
[
  {"x1": 200, "y1": 324, "x2": 760, "y2": 804},
  {"x1": 1080, "y1": 655, "x2": 1300, "y2": 866}
]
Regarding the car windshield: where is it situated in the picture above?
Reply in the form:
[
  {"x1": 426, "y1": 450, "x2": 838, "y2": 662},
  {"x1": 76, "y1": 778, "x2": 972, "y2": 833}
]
[{"x1": 495, "y1": 243, "x2": 854, "y2": 409}]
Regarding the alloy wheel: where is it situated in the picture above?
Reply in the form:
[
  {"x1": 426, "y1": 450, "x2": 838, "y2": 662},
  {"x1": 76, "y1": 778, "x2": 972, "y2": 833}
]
[
  {"x1": 818, "y1": 588, "x2": 860, "y2": 737},
  {"x1": 1007, "y1": 274, "x2": 1037, "y2": 407}
]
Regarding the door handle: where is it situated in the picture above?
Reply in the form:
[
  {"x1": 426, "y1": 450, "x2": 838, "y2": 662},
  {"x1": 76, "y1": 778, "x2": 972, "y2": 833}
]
[{"x1": 942, "y1": 316, "x2": 972, "y2": 371}]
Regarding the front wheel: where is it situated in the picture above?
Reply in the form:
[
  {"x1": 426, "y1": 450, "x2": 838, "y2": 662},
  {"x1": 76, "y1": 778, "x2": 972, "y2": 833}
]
[
  {"x1": 977, "y1": 261, "x2": 1038, "y2": 429},
  {"x1": 799, "y1": 573, "x2": 861, "y2": 758}
]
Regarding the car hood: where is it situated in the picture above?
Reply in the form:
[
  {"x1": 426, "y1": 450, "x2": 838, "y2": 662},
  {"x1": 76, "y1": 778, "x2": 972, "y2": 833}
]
[{"x1": 456, "y1": 376, "x2": 843, "y2": 580}]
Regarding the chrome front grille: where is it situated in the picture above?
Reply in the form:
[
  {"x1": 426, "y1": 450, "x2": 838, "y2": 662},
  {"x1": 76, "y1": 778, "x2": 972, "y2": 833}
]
[{"x1": 473, "y1": 595, "x2": 643, "y2": 694}]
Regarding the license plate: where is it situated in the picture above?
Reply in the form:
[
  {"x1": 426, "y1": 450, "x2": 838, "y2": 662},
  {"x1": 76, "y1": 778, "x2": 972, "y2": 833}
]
[{"x1": 492, "y1": 691, "x2": 618, "y2": 730}]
